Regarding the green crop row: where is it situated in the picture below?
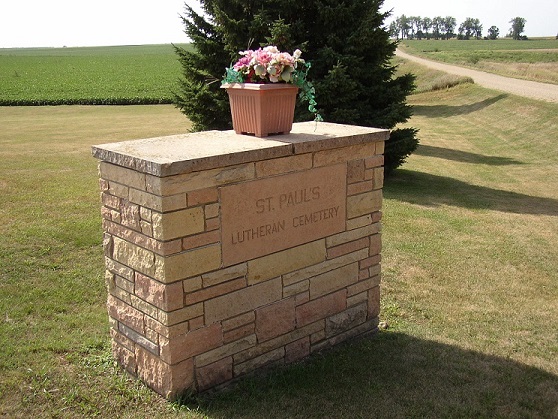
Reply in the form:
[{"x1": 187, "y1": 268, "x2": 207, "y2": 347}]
[{"x1": 0, "y1": 44, "x2": 190, "y2": 105}]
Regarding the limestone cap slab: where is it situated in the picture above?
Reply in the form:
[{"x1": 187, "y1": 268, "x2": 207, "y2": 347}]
[{"x1": 92, "y1": 122, "x2": 389, "y2": 177}]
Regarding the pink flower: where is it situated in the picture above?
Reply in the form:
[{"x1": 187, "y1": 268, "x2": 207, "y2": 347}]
[
  {"x1": 227, "y1": 46, "x2": 304, "y2": 84},
  {"x1": 233, "y1": 56, "x2": 251, "y2": 71}
]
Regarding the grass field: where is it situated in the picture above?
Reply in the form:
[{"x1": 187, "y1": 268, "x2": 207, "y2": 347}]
[
  {"x1": 1, "y1": 50, "x2": 557, "y2": 416},
  {"x1": 400, "y1": 38, "x2": 558, "y2": 84},
  {"x1": 0, "y1": 44, "x2": 189, "y2": 105}
]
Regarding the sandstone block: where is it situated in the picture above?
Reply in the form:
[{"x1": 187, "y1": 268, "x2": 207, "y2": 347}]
[
  {"x1": 108, "y1": 181, "x2": 129, "y2": 199},
  {"x1": 312, "y1": 318, "x2": 378, "y2": 354},
  {"x1": 202, "y1": 263, "x2": 248, "y2": 288},
  {"x1": 326, "y1": 223, "x2": 380, "y2": 248},
  {"x1": 347, "y1": 180, "x2": 374, "y2": 196},
  {"x1": 101, "y1": 192, "x2": 121, "y2": 210},
  {"x1": 104, "y1": 219, "x2": 182, "y2": 256},
  {"x1": 285, "y1": 337, "x2": 310, "y2": 364},
  {"x1": 313, "y1": 142, "x2": 375, "y2": 167},
  {"x1": 294, "y1": 291, "x2": 310, "y2": 306},
  {"x1": 373, "y1": 167, "x2": 384, "y2": 190},
  {"x1": 155, "y1": 244, "x2": 221, "y2": 283},
  {"x1": 369, "y1": 264, "x2": 381, "y2": 278},
  {"x1": 327, "y1": 237, "x2": 369, "y2": 259},
  {"x1": 204, "y1": 278, "x2": 282, "y2": 324},
  {"x1": 195, "y1": 334, "x2": 257, "y2": 368},
  {"x1": 149, "y1": 163, "x2": 255, "y2": 196},
  {"x1": 99, "y1": 161, "x2": 145, "y2": 191},
  {"x1": 346, "y1": 214, "x2": 373, "y2": 231},
  {"x1": 347, "y1": 291, "x2": 369, "y2": 307},
  {"x1": 189, "y1": 316, "x2": 205, "y2": 331},
  {"x1": 283, "y1": 279, "x2": 309, "y2": 298},
  {"x1": 296, "y1": 289, "x2": 346, "y2": 327},
  {"x1": 205, "y1": 217, "x2": 220, "y2": 232},
  {"x1": 159, "y1": 323, "x2": 222, "y2": 364},
  {"x1": 283, "y1": 248, "x2": 368, "y2": 286},
  {"x1": 157, "y1": 303, "x2": 203, "y2": 326},
  {"x1": 120, "y1": 200, "x2": 141, "y2": 231},
  {"x1": 107, "y1": 294, "x2": 144, "y2": 334},
  {"x1": 112, "y1": 236, "x2": 156, "y2": 277},
  {"x1": 347, "y1": 159, "x2": 365, "y2": 183},
  {"x1": 135, "y1": 273, "x2": 183, "y2": 312},
  {"x1": 144, "y1": 315, "x2": 187, "y2": 339},
  {"x1": 247, "y1": 240, "x2": 326, "y2": 284},
  {"x1": 152, "y1": 207, "x2": 204, "y2": 241},
  {"x1": 140, "y1": 206, "x2": 152, "y2": 221},
  {"x1": 112, "y1": 340, "x2": 136, "y2": 375},
  {"x1": 222, "y1": 311, "x2": 255, "y2": 332},
  {"x1": 204, "y1": 203, "x2": 220, "y2": 219},
  {"x1": 364, "y1": 154, "x2": 384, "y2": 169},
  {"x1": 309, "y1": 263, "x2": 358, "y2": 299},
  {"x1": 187, "y1": 187, "x2": 218, "y2": 206},
  {"x1": 99, "y1": 178, "x2": 109, "y2": 192},
  {"x1": 130, "y1": 295, "x2": 159, "y2": 319},
  {"x1": 140, "y1": 220, "x2": 153, "y2": 237},
  {"x1": 234, "y1": 347, "x2": 284, "y2": 377},
  {"x1": 347, "y1": 275, "x2": 381, "y2": 297},
  {"x1": 255, "y1": 153, "x2": 313, "y2": 178},
  {"x1": 185, "y1": 277, "x2": 246, "y2": 305},
  {"x1": 135, "y1": 346, "x2": 194, "y2": 399},
  {"x1": 114, "y1": 274, "x2": 134, "y2": 294},
  {"x1": 255, "y1": 298, "x2": 296, "y2": 342},
  {"x1": 182, "y1": 276, "x2": 202, "y2": 293},
  {"x1": 235, "y1": 321, "x2": 323, "y2": 364},
  {"x1": 221, "y1": 165, "x2": 345, "y2": 267},
  {"x1": 105, "y1": 257, "x2": 134, "y2": 281},
  {"x1": 109, "y1": 284, "x2": 131, "y2": 306},
  {"x1": 129, "y1": 188, "x2": 187, "y2": 212},
  {"x1": 370, "y1": 233, "x2": 382, "y2": 256},
  {"x1": 325, "y1": 302, "x2": 367, "y2": 338},
  {"x1": 360, "y1": 254, "x2": 381, "y2": 270},
  {"x1": 347, "y1": 190, "x2": 382, "y2": 219},
  {"x1": 368, "y1": 286, "x2": 381, "y2": 318},
  {"x1": 196, "y1": 357, "x2": 233, "y2": 391},
  {"x1": 224, "y1": 323, "x2": 255, "y2": 344},
  {"x1": 111, "y1": 326, "x2": 134, "y2": 350},
  {"x1": 118, "y1": 322, "x2": 159, "y2": 355}
]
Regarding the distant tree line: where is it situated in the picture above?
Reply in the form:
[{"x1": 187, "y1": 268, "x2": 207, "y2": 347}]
[{"x1": 389, "y1": 16, "x2": 528, "y2": 41}]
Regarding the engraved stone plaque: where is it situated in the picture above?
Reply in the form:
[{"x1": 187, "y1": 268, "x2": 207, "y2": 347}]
[{"x1": 221, "y1": 164, "x2": 347, "y2": 266}]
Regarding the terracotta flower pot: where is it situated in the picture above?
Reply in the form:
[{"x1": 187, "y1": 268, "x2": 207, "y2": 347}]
[{"x1": 221, "y1": 83, "x2": 299, "y2": 137}]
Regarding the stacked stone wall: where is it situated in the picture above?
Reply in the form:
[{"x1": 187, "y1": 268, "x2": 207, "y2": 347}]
[{"x1": 95, "y1": 123, "x2": 387, "y2": 398}]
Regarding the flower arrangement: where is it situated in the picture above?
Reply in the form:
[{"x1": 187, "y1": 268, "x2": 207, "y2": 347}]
[{"x1": 222, "y1": 46, "x2": 322, "y2": 122}]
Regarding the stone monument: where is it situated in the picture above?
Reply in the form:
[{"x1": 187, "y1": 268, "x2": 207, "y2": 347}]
[{"x1": 92, "y1": 121, "x2": 389, "y2": 398}]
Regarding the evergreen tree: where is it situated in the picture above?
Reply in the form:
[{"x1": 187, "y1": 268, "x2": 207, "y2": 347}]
[{"x1": 174, "y1": 0, "x2": 418, "y2": 175}]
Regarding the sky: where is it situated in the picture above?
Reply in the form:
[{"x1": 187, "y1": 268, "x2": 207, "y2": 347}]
[{"x1": 0, "y1": 0, "x2": 556, "y2": 49}]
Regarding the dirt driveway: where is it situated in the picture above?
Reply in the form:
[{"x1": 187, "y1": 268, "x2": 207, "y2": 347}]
[{"x1": 396, "y1": 49, "x2": 558, "y2": 103}]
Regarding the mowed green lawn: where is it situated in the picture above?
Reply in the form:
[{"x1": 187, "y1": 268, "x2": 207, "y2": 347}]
[{"x1": 1, "y1": 59, "x2": 557, "y2": 416}]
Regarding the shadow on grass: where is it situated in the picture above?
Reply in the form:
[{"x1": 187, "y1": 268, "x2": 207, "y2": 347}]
[
  {"x1": 384, "y1": 169, "x2": 558, "y2": 216},
  {"x1": 415, "y1": 145, "x2": 524, "y2": 166},
  {"x1": 189, "y1": 332, "x2": 558, "y2": 418},
  {"x1": 413, "y1": 94, "x2": 508, "y2": 118}
]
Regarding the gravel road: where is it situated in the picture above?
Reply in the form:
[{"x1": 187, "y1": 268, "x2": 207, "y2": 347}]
[{"x1": 396, "y1": 49, "x2": 558, "y2": 103}]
